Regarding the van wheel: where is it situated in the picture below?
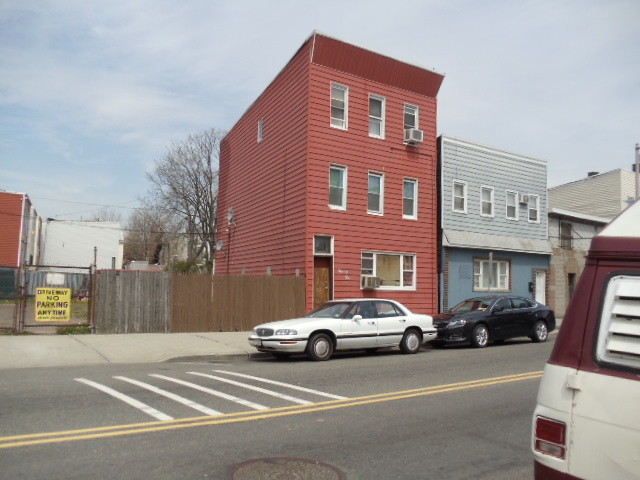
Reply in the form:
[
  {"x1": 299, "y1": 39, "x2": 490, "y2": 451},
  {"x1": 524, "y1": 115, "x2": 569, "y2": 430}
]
[
  {"x1": 530, "y1": 320, "x2": 548, "y2": 343},
  {"x1": 306, "y1": 333, "x2": 333, "y2": 361},
  {"x1": 400, "y1": 329, "x2": 422, "y2": 354},
  {"x1": 470, "y1": 324, "x2": 489, "y2": 348}
]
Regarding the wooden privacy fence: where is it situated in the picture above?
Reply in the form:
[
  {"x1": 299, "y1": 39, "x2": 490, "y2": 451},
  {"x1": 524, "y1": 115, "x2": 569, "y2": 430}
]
[
  {"x1": 94, "y1": 270, "x2": 171, "y2": 334},
  {"x1": 171, "y1": 274, "x2": 306, "y2": 332},
  {"x1": 93, "y1": 270, "x2": 306, "y2": 334}
]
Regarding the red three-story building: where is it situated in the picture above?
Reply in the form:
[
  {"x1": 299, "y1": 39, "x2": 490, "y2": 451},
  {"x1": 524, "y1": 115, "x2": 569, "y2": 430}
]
[{"x1": 217, "y1": 32, "x2": 444, "y2": 314}]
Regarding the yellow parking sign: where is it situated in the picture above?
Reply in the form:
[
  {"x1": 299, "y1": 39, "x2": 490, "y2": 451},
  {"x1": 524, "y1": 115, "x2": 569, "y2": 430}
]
[{"x1": 36, "y1": 287, "x2": 72, "y2": 323}]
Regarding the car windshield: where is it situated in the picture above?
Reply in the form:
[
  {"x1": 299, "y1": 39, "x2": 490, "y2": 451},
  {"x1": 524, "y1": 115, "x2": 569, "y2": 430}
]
[
  {"x1": 450, "y1": 298, "x2": 493, "y2": 313},
  {"x1": 306, "y1": 302, "x2": 352, "y2": 318}
]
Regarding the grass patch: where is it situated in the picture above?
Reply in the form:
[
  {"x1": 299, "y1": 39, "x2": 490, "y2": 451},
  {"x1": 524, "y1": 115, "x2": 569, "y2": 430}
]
[
  {"x1": 57, "y1": 325, "x2": 92, "y2": 335},
  {"x1": 0, "y1": 330, "x2": 35, "y2": 335}
]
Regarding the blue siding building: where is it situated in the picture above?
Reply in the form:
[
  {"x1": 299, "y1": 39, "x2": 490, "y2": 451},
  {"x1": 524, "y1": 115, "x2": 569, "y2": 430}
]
[{"x1": 439, "y1": 136, "x2": 552, "y2": 310}]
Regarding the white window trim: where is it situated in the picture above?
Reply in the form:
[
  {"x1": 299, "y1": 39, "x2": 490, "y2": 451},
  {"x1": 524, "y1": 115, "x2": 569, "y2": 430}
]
[
  {"x1": 473, "y1": 258, "x2": 510, "y2": 292},
  {"x1": 403, "y1": 178, "x2": 418, "y2": 220},
  {"x1": 369, "y1": 94, "x2": 386, "y2": 139},
  {"x1": 314, "y1": 235, "x2": 334, "y2": 256},
  {"x1": 329, "y1": 164, "x2": 347, "y2": 211},
  {"x1": 480, "y1": 186, "x2": 495, "y2": 218},
  {"x1": 361, "y1": 251, "x2": 417, "y2": 291},
  {"x1": 404, "y1": 103, "x2": 419, "y2": 130},
  {"x1": 506, "y1": 190, "x2": 519, "y2": 221},
  {"x1": 528, "y1": 194, "x2": 541, "y2": 223},
  {"x1": 452, "y1": 180, "x2": 467, "y2": 214},
  {"x1": 257, "y1": 118, "x2": 265, "y2": 143},
  {"x1": 330, "y1": 83, "x2": 348, "y2": 130},
  {"x1": 367, "y1": 171, "x2": 384, "y2": 215}
]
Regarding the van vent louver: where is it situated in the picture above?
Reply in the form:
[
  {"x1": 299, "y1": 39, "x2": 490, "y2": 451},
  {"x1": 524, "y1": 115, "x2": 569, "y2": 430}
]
[{"x1": 597, "y1": 276, "x2": 640, "y2": 370}]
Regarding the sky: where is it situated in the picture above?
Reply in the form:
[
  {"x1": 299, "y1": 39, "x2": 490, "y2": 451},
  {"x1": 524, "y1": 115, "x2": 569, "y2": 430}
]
[{"x1": 1, "y1": 0, "x2": 638, "y2": 221}]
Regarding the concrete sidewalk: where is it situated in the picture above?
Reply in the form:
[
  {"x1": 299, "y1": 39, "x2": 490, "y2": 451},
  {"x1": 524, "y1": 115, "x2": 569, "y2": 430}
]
[{"x1": 0, "y1": 332, "x2": 257, "y2": 369}]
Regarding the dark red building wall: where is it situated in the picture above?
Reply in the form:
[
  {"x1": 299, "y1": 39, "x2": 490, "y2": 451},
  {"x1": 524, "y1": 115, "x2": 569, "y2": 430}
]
[
  {"x1": 217, "y1": 41, "x2": 311, "y2": 276},
  {"x1": 0, "y1": 192, "x2": 24, "y2": 267},
  {"x1": 305, "y1": 62, "x2": 440, "y2": 314}
]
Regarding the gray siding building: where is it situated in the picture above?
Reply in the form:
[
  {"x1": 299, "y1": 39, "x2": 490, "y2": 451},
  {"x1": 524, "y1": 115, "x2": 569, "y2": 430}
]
[{"x1": 439, "y1": 136, "x2": 552, "y2": 310}]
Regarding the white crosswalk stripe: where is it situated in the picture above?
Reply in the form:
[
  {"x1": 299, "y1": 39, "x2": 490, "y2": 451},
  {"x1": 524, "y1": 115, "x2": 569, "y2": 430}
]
[
  {"x1": 75, "y1": 378, "x2": 173, "y2": 421},
  {"x1": 149, "y1": 374, "x2": 269, "y2": 410},
  {"x1": 114, "y1": 376, "x2": 222, "y2": 416},
  {"x1": 75, "y1": 369, "x2": 350, "y2": 421},
  {"x1": 188, "y1": 372, "x2": 314, "y2": 405},
  {"x1": 213, "y1": 370, "x2": 348, "y2": 400}
]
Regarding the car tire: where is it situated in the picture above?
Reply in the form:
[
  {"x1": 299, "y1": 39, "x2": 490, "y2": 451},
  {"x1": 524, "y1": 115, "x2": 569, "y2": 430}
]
[
  {"x1": 400, "y1": 329, "x2": 422, "y2": 354},
  {"x1": 306, "y1": 333, "x2": 334, "y2": 361},
  {"x1": 530, "y1": 320, "x2": 548, "y2": 343},
  {"x1": 470, "y1": 324, "x2": 489, "y2": 348}
]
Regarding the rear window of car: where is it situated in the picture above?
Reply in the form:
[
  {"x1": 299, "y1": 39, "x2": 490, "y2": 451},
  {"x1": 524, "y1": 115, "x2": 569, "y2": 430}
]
[{"x1": 595, "y1": 275, "x2": 640, "y2": 372}]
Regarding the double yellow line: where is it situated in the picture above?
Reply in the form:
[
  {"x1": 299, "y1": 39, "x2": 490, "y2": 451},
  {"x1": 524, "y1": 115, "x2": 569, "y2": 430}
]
[{"x1": 0, "y1": 371, "x2": 542, "y2": 449}]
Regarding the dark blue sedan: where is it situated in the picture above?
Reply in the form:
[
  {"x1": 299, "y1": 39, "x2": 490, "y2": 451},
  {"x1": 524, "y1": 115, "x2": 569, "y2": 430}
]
[{"x1": 432, "y1": 295, "x2": 556, "y2": 348}]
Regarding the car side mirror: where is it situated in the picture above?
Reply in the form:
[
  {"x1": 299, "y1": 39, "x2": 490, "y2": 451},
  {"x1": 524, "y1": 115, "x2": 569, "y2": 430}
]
[
  {"x1": 352, "y1": 314, "x2": 363, "y2": 321},
  {"x1": 493, "y1": 306, "x2": 504, "y2": 312}
]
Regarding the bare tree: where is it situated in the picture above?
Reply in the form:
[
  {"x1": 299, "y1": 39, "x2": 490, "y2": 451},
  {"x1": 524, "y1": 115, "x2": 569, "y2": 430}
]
[
  {"x1": 88, "y1": 208, "x2": 122, "y2": 222},
  {"x1": 146, "y1": 128, "x2": 223, "y2": 268},
  {"x1": 123, "y1": 204, "x2": 181, "y2": 264}
]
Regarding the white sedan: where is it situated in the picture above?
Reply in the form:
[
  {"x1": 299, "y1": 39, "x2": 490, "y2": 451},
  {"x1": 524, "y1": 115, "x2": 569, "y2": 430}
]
[{"x1": 248, "y1": 299, "x2": 437, "y2": 361}]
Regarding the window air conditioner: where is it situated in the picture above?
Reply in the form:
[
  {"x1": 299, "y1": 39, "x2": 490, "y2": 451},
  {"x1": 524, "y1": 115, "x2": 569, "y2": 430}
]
[
  {"x1": 519, "y1": 194, "x2": 530, "y2": 204},
  {"x1": 404, "y1": 128, "x2": 424, "y2": 144},
  {"x1": 361, "y1": 275, "x2": 381, "y2": 290}
]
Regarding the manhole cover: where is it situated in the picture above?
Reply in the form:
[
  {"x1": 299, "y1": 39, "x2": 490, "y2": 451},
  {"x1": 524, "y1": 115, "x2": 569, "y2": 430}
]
[{"x1": 227, "y1": 457, "x2": 346, "y2": 480}]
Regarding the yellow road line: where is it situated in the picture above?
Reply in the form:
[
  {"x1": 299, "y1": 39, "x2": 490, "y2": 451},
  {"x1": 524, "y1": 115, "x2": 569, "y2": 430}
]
[{"x1": 0, "y1": 371, "x2": 542, "y2": 449}]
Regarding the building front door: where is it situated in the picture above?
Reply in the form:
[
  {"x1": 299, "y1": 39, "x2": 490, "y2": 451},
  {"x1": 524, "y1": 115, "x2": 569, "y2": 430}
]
[
  {"x1": 535, "y1": 270, "x2": 547, "y2": 305},
  {"x1": 313, "y1": 257, "x2": 332, "y2": 309}
]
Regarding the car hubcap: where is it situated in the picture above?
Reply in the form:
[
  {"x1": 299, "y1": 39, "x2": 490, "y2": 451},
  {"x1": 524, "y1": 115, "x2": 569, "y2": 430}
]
[
  {"x1": 476, "y1": 328, "x2": 488, "y2": 346},
  {"x1": 537, "y1": 323, "x2": 547, "y2": 340},
  {"x1": 315, "y1": 339, "x2": 329, "y2": 357},
  {"x1": 407, "y1": 333, "x2": 420, "y2": 351}
]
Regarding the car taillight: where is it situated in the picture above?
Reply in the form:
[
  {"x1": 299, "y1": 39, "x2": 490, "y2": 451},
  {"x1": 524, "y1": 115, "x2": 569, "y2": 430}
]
[{"x1": 535, "y1": 416, "x2": 566, "y2": 459}]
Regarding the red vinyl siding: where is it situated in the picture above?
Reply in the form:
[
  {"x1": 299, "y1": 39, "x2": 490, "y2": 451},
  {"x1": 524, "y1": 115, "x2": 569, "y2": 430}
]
[
  {"x1": 217, "y1": 40, "x2": 311, "y2": 277},
  {"x1": 306, "y1": 61, "x2": 439, "y2": 314},
  {"x1": 217, "y1": 32, "x2": 444, "y2": 315},
  {"x1": 0, "y1": 192, "x2": 24, "y2": 267}
]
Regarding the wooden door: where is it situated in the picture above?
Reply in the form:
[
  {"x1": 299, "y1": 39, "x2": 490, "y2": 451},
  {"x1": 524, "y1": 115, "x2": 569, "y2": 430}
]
[{"x1": 313, "y1": 257, "x2": 332, "y2": 308}]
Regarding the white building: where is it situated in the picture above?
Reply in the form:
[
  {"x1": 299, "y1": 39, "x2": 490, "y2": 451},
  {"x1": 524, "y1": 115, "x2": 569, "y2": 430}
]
[{"x1": 41, "y1": 220, "x2": 124, "y2": 269}]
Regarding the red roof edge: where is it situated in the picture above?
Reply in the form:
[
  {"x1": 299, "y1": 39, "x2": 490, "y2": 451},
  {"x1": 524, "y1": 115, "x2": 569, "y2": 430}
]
[{"x1": 311, "y1": 32, "x2": 444, "y2": 98}]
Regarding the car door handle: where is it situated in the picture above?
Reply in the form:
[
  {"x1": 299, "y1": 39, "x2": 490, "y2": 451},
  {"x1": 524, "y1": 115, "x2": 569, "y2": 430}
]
[
  {"x1": 399, "y1": 319, "x2": 406, "y2": 323},
  {"x1": 368, "y1": 321, "x2": 376, "y2": 325}
]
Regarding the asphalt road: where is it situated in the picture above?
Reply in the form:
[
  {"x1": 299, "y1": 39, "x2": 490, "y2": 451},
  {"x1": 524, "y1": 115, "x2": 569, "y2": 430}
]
[{"x1": 0, "y1": 337, "x2": 554, "y2": 479}]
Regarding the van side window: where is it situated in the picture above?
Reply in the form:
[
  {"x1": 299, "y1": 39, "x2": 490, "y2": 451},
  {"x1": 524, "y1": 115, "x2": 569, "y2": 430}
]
[{"x1": 596, "y1": 275, "x2": 640, "y2": 372}]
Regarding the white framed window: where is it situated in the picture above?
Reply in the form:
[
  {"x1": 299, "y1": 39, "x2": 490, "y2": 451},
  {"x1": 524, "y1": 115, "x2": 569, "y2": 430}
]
[
  {"x1": 361, "y1": 251, "x2": 416, "y2": 290},
  {"x1": 481, "y1": 186, "x2": 495, "y2": 217},
  {"x1": 403, "y1": 178, "x2": 418, "y2": 219},
  {"x1": 257, "y1": 118, "x2": 265, "y2": 142},
  {"x1": 367, "y1": 172, "x2": 384, "y2": 215},
  {"x1": 473, "y1": 258, "x2": 510, "y2": 291},
  {"x1": 314, "y1": 235, "x2": 333, "y2": 256},
  {"x1": 528, "y1": 194, "x2": 540, "y2": 223},
  {"x1": 452, "y1": 180, "x2": 467, "y2": 213},
  {"x1": 329, "y1": 165, "x2": 347, "y2": 210},
  {"x1": 369, "y1": 95, "x2": 385, "y2": 138},
  {"x1": 506, "y1": 190, "x2": 518, "y2": 220},
  {"x1": 404, "y1": 104, "x2": 419, "y2": 130},
  {"x1": 331, "y1": 83, "x2": 348, "y2": 130}
]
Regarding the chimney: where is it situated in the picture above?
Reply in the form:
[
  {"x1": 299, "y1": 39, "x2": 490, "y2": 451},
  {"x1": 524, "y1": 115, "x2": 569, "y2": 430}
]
[{"x1": 587, "y1": 171, "x2": 599, "y2": 178}]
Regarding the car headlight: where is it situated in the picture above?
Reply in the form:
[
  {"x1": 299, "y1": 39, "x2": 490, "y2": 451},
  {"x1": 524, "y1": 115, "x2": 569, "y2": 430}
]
[
  {"x1": 448, "y1": 319, "x2": 468, "y2": 328},
  {"x1": 275, "y1": 329, "x2": 297, "y2": 335}
]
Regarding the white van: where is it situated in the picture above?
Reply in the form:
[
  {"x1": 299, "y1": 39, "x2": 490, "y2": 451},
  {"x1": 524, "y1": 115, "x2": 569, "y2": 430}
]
[{"x1": 532, "y1": 199, "x2": 640, "y2": 479}]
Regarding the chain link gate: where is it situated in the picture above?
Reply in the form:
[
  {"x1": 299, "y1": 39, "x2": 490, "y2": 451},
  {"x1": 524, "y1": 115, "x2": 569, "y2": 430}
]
[{"x1": 8, "y1": 265, "x2": 94, "y2": 333}]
